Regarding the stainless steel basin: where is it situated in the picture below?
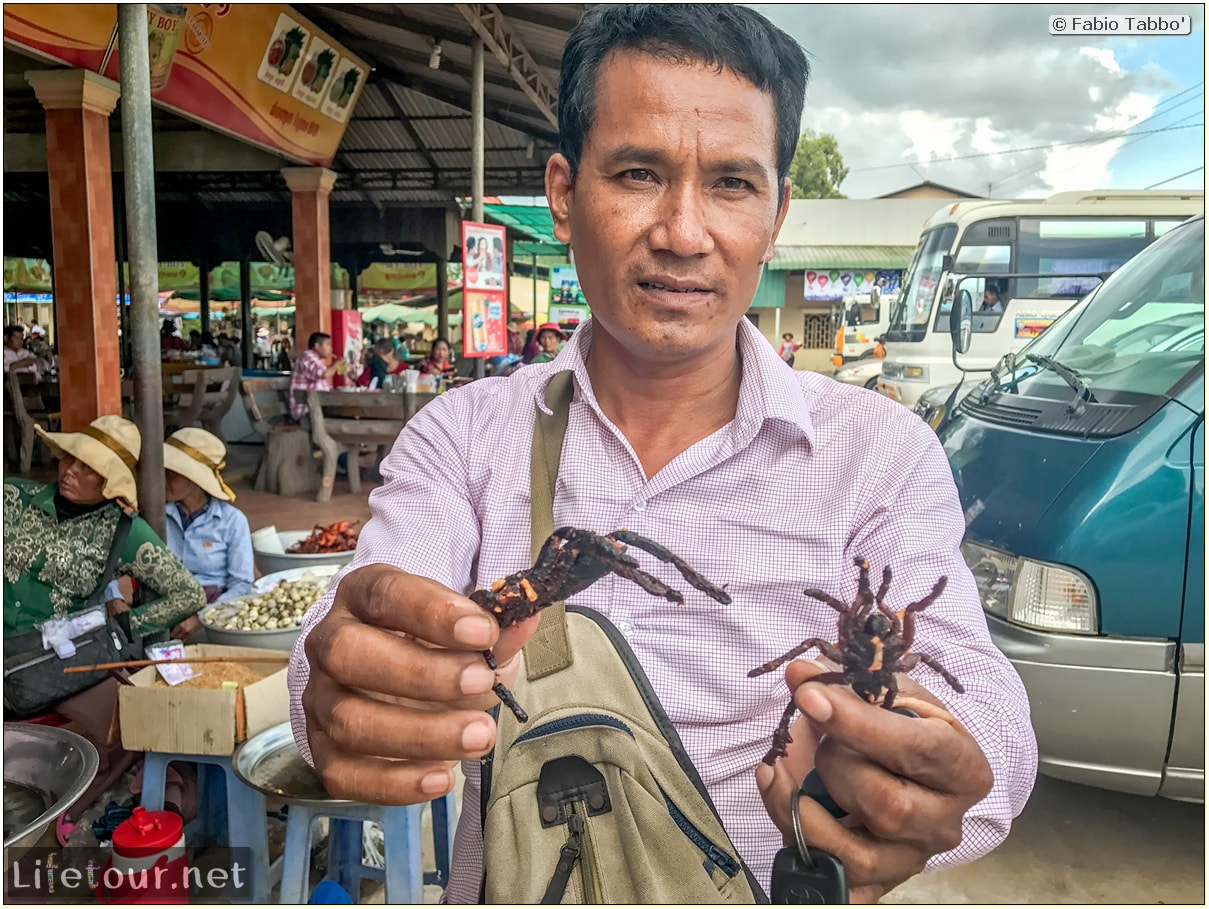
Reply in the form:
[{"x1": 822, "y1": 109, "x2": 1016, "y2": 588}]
[{"x1": 3, "y1": 723, "x2": 99, "y2": 849}]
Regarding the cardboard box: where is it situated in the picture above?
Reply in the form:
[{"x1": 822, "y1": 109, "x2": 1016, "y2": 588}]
[{"x1": 114, "y1": 644, "x2": 290, "y2": 755}]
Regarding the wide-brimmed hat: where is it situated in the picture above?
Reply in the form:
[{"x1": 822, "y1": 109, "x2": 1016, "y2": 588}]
[
  {"x1": 163, "y1": 427, "x2": 236, "y2": 502},
  {"x1": 36, "y1": 415, "x2": 141, "y2": 508},
  {"x1": 536, "y1": 322, "x2": 566, "y2": 341}
]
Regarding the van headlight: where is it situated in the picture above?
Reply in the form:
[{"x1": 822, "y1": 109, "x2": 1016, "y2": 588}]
[
  {"x1": 960, "y1": 541, "x2": 1098, "y2": 634},
  {"x1": 903, "y1": 366, "x2": 928, "y2": 379}
]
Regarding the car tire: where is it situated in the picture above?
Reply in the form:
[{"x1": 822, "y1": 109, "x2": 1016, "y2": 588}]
[{"x1": 864, "y1": 377, "x2": 879, "y2": 389}]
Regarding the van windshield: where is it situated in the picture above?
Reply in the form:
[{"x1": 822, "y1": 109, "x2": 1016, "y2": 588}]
[
  {"x1": 887, "y1": 225, "x2": 956, "y2": 341},
  {"x1": 1004, "y1": 218, "x2": 1204, "y2": 401}
]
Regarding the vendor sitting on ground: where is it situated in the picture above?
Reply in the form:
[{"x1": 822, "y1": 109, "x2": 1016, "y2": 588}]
[
  {"x1": 157, "y1": 428, "x2": 254, "y2": 637},
  {"x1": 416, "y1": 337, "x2": 457, "y2": 380},
  {"x1": 357, "y1": 338, "x2": 406, "y2": 388},
  {"x1": 3, "y1": 416, "x2": 207, "y2": 821}
]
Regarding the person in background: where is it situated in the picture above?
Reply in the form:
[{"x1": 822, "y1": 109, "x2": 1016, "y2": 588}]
[
  {"x1": 521, "y1": 327, "x2": 539, "y2": 364},
  {"x1": 417, "y1": 337, "x2": 457, "y2": 380},
  {"x1": 28, "y1": 320, "x2": 46, "y2": 340},
  {"x1": 160, "y1": 319, "x2": 187, "y2": 352},
  {"x1": 155, "y1": 428, "x2": 253, "y2": 641},
  {"x1": 778, "y1": 331, "x2": 799, "y2": 368},
  {"x1": 358, "y1": 339, "x2": 405, "y2": 389},
  {"x1": 530, "y1": 322, "x2": 565, "y2": 363},
  {"x1": 981, "y1": 280, "x2": 1005, "y2": 314},
  {"x1": 4, "y1": 325, "x2": 39, "y2": 375},
  {"x1": 507, "y1": 318, "x2": 523, "y2": 357},
  {"x1": 4, "y1": 416, "x2": 206, "y2": 819},
  {"x1": 197, "y1": 331, "x2": 220, "y2": 362},
  {"x1": 289, "y1": 331, "x2": 343, "y2": 420}
]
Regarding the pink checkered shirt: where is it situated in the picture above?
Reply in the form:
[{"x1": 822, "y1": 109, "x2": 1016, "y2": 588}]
[
  {"x1": 288, "y1": 348, "x2": 331, "y2": 420},
  {"x1": 289, "y1": 317, "x2": 1037, "y2": 901}
]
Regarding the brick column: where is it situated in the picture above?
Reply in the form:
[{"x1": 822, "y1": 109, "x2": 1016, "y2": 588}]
[
  {"x1": 282, "y1": 167, "x2": 337, "y2": 347},
  {"x1": 27, "y1": 70, "x2": 122, "y2": 431}
]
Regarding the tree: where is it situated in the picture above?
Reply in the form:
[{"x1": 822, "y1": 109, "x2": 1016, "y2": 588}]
[{"x1": 789, "y1": 130, "x2": 849, "y2": 199}]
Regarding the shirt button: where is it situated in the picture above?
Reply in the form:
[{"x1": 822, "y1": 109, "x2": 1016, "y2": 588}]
[
  {"x1": 633, "y1": 500, "x2": 646, "y2": 512},
  {"x1": 618, "y1": 620, "x2": 635, "y2": 637}
]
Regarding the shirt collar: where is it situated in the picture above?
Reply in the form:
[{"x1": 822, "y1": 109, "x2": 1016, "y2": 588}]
[{"x1": 531, "y1": 316, "x2": 815, "y2": 447}]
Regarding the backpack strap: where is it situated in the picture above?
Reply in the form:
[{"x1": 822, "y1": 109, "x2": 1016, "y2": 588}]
[{"x1": 523, "y1": 370, "x2": 575, "y2": 681}]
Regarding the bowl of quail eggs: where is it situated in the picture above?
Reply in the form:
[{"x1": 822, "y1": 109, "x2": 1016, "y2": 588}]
[{"x1": 198, "y1": 574, "x2": 331, "y2": 650}]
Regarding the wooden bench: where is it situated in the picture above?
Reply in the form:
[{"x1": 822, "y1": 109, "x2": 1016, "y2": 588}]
[
  {"x1": 239, "y1": 377, "x2": 318, "y2": 496},
  {"x1": 305, "y1": 390, "x2": 435, "y2": 503},
  {"x1": 3, "y1": 371, "x2": 53, "y2": 473}
]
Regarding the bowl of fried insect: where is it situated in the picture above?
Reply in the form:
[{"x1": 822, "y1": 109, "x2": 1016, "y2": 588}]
[{"x1": 253, "y1": 521, "x2": 359, "y2": 576}]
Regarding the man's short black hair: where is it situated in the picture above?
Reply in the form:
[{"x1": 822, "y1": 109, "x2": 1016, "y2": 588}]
[
  {"x1": 4, "y1": 325, "x2": 23, "y2": 342},
  {"x1": 308, "y1": 332, "x2": 331, "y2": 349},
  {"x1": 558, "y1": 4, "x2": 809, "y2": 189}
]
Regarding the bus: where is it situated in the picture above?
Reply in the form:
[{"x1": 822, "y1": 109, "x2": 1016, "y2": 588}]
[{"x1": 875, "y1": 190, "x2": 1204, "y2": 409}]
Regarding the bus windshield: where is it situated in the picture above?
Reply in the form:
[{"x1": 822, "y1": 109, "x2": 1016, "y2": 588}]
[
  {"x1": 997, "y1": 218, "x2": 1204, "y2": 404},
  {"x1": 887, "y1": 225, "x2": 956, "y2": 341}
]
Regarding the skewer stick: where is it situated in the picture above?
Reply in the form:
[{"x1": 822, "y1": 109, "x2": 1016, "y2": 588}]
[{"x1": 64, "y1": 656, "x2": 290, "y2": 674}]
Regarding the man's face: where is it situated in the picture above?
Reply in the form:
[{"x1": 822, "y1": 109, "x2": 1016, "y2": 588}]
[
  {"x1": 983, "y1": 290, "x2": 999, "y2": 307},
  {"x1": 547, "y1": 51, "x2": 790, "y2": 364},
  {"x1": 316, "y1": 338, "x2": 334, "y2": 359},
  {"x1": 5, "y1": 332, "x2": 24, "y2": 350}
]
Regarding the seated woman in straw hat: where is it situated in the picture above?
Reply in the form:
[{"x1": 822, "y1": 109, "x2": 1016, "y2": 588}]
[
  {"x1": 4, "y1": 415, "x2": 206, "y2": 640},
  {"x1": 3, "y1": 415, "x2": 206, "y2": 823},
  {"x1": 157, "y1": 428, "x2": 254, "y2": 641}
]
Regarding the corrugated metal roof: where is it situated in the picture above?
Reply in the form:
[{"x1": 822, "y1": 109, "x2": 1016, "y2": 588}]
[{"x1": 769, "y1": 246, "x2": 916, "y2": 271}]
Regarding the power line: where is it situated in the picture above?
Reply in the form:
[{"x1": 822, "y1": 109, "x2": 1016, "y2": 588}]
[
  {"x1": 1145, "y1": 166, "x2": 1205, "y2": 189},
  {"x1": 993, "y1": 88, "x2": 1205, "y2": 194},
  {"x1": 850, "y1": 121, "x2": 1204, "y2": 173},
  {"x1": 999, "y1": 108, "x2": 1206, "y2": 196}
]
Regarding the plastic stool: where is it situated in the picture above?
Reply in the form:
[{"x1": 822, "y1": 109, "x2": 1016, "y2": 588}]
[
  {"x1": 279, "y1": 792, "x2": 456, "y2": 904},
  {"x1": 140, "y1": 752, "x2": 276, "y2": 903}
]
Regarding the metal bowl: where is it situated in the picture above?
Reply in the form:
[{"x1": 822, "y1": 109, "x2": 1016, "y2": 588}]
[
  {"x1": 233, "y1": 721, "x2": 347, "y2": 806},
  {"x1": 198, "y1": 594, "x2": 307, "y2": 651},
  {"x1": 4, "y1": 724, "x2": 100, "y2": 849},
  {"x1": 253, "y1": 530, "x2": 357, "y2": 577},
  {"x1": 251, "y1": 564, "x2": 342, "y2": 594}
]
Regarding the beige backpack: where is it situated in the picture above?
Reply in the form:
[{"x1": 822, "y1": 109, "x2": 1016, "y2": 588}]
[{"x1": 480, "y1": 373, "x2": 766, "y2": 903}]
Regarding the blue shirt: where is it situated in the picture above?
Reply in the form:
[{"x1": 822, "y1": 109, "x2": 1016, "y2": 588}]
[{"x1": 108, "y1": 499, "x2": 254, "y2": 604}]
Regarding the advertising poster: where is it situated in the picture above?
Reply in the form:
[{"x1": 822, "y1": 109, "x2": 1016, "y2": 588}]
[
  {"x1": 3, "y1": 3, "x2": 367, "y2": 166},
  {"x1": 461, "y1": 222, "x2": 507, "y2": 357},
  {"x1": 803, "y1": 268, "x2": 902, "y2": 301},
  {"x1": 549, "y1": 304, "x2": 589, "y2": 328},
  {"x1": 549, "y1": 265, "x2": 586, "y2": 307},
  {"x1": 1014, "y1": 317, "x2": 1055, "y2": 340}
]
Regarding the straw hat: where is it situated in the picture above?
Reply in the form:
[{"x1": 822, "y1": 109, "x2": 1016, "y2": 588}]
[
  {"x1": 163, "y1": 428, "x2": 236, "y2": 503},
  {"x1": 36, "y1": 415, "x2": 142, "y2": 508}
]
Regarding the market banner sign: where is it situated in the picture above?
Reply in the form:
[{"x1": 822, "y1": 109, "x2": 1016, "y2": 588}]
[
  {"x1": 357, "y1": 263, "x2": 439, "y2": 295},
  {"x1": 3, "y1": 3, "x2": 368, "y2": 166},
  {"x1": 3, "y1": 258, "x2": 52, "y2": 292},
  {"x1": 116, "y1": 260, "x2": 200, "y2": 291},
  {"x1": 803, "y1": 268, "x2": 903, "y2": 301},
  {"x1": 461, "y1": 222, "x2": 507, "y2": 357}
]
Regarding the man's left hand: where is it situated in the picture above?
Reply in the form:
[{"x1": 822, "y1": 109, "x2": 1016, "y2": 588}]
[{"x1": 756, "y1": 660, "x2": 994, "y2": 903}]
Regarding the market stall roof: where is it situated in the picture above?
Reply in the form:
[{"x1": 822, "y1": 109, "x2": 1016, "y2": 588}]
[
  {"x1": 483, "y1": 203, "x2": 567, "y2": 258},
  {"x1": 768, "y1": 245, "x2": 917, "y2": 271}
]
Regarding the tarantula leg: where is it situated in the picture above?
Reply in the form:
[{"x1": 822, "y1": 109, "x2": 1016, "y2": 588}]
[
  {"x1": 803, "y1": 588, "x2": 850, "y2": 614},
  {"x1": 876, "y1": 565, "x2": 893, "y2": 604},
  {"x1": 482, "y1": 649, "x2": 529, "y2": 723},
  {"x1": 899, "y1": 576, "x2": 948, "y2": 645},
  {"x1": 610, "y1": 531, "x2": 732, "y2": 604},
  {"x1": 605, "y1": 562, "x2": 687, "y2": 604},
  {"x1": 761, "y1": 700, "x2": 801, "y2": 765},
  {"x1": 748, "y1": 638, "x2": 843, "y2": 677},
  {"x1": 881, "y1": 675, "x2": 899, "y2": 711},
  {"x1": 914, "y1": 651, "x2": 965, "y2": 694}
]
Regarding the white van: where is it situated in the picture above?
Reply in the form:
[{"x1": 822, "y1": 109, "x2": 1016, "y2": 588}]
[{"x1": 875, "y1": 190, "x2": 1204, "y2": 409}]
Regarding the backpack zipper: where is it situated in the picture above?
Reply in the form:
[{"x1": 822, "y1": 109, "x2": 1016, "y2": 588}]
[
  {"x1": 515, "y1": 713, "x2": 634, "y2": 744},
  {"x1": 541, "y1": 802, "x2": 603, "y2": 903},
  {"x1": 662, "y1": 792, "x2": 742, "y2": 878}
]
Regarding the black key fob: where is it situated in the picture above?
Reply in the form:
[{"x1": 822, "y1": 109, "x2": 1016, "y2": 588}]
[
  {"x1": 770, "y1": 844, "x2": 847, "y2": 904},
  {"x1": 801, "y1": 707, "x2": 919, "y2": 820}
]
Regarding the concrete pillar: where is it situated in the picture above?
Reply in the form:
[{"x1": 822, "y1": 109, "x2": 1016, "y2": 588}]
[
  {"x1": 282, "y1": 167, "x2": 337, "y2": 348},
  {"x1": 27, "y1": 69, "x2": 121, "y2": 431}
]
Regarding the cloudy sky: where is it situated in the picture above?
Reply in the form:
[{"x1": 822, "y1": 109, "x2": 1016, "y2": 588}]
[{"x1": 752, "y1": 3, "x2": 1205, "y2": 198}]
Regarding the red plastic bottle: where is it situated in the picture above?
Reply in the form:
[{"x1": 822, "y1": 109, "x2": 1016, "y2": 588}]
[{"x1": 96, "y1": 807, "x2": 189, "y2": 904}]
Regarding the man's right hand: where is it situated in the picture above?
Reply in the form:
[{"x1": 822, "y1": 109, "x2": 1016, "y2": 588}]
[{"x1": 301, "y1": 563, "x2": 540, "y2": 805}]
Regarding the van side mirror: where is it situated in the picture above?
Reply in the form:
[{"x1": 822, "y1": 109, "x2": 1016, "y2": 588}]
[
  {"x1": 950, "y1": 291, "x2": 972, "y2": 354},
  {"x1": 942, "y1": 254, "x2": 954, "y2": 271}
]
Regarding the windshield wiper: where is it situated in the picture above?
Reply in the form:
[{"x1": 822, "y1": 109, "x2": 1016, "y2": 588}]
[
  {"x1": 980, "y1": 351, "x2": 1018, "y2": 402},
  {"x1": 1023, "y1": 353, "x2": 1098, "y2": 415}
]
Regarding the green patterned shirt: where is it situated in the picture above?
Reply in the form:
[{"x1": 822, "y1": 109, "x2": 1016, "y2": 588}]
[{"x1": 3, "y1": 479, "x2": 207, "y2": 636}]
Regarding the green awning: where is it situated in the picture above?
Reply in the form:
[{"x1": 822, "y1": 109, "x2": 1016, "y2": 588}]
[
  {"x1": 769, "y1": 245, "x2": 915, "y2": 271},
  {"x1": 750, "y1": 268, "x2": 786, "y2": 308}
]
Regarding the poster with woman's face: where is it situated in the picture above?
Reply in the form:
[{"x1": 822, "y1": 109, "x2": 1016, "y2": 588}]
[{"x1": 462, "y1": 222, "x2": 506, "y2": 291}]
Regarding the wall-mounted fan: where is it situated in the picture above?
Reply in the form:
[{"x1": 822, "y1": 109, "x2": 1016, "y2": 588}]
[{"x1": 255, "y1": 231, "x2": 293, "y2": 266}]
